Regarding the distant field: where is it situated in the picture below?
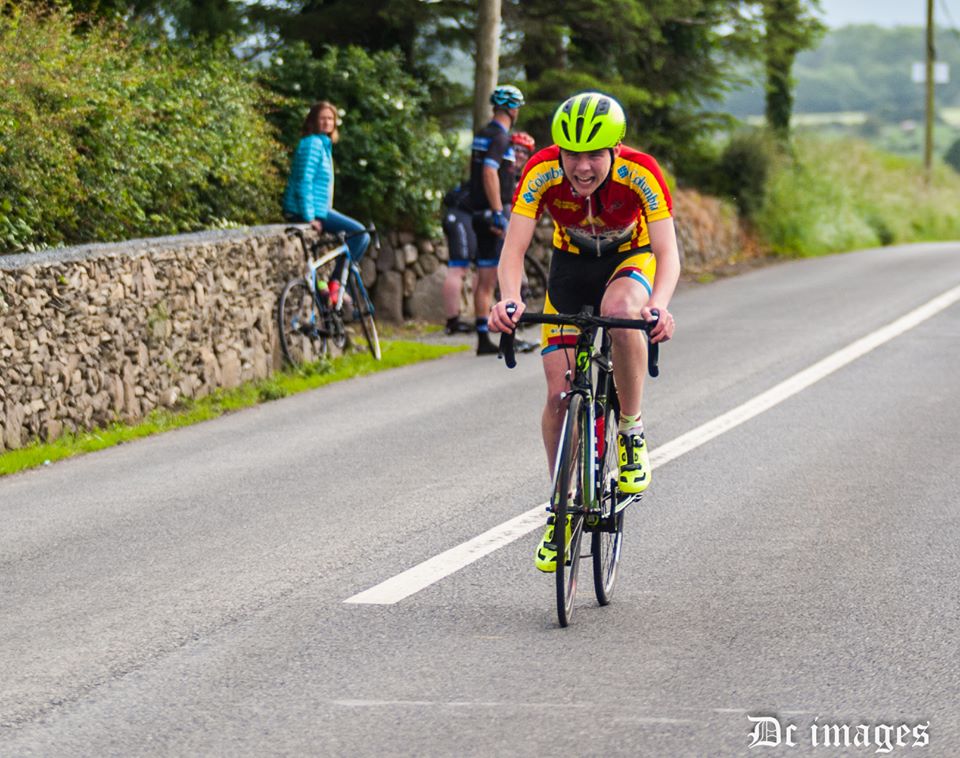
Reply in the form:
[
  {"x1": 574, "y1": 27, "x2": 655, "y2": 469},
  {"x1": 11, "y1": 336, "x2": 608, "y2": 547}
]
[
  {"x1": 941, "y1": 107, "x2": 960, "y2": 127},
  {"x1": 744, "y1": 111, "x2": 868, "y2": 127}
]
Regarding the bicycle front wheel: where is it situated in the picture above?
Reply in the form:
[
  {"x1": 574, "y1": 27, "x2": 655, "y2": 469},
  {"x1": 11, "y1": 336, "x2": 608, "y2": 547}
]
[
  {"x1": 593, "y1": 402, "x2": 624, "y2": 605},
  {"x1": 554, "y1": 393, "x2": 587, "y2": 627},
  {"x1": 278, "y1": 278, "x2": 327, "y2": 367},
  {"x1": 349, "y1": 277, "x2": 381, "y2": 360}
]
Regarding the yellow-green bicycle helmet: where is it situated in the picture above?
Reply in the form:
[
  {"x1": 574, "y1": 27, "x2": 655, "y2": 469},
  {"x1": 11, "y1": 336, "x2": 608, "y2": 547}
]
[{"x1": 551, "y1": 92, "x2": 626, "y2": 151}]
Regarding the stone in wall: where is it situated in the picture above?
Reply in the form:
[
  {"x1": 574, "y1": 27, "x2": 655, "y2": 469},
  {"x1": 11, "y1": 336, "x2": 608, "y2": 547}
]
[
  {"x1": 374, "y1": 271, "x2": 404, "y2": 324},
  {"x1": 402, "y1": 269, "x2": 417, "y2": 299},
  {"x1": 360, "y1": 256, "x2": 377, "y2": 289},
  {"x1": 405, "y1": 268, "x2": 447, "y2": 323},
  {"x1": 402, "y1": 244, "x2": 419, "y2": 267}
]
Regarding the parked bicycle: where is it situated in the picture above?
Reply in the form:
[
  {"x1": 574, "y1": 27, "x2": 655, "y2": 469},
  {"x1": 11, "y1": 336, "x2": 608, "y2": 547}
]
[
  {"x1": 500, "y1": 305, "x2": 660, "y2": 627},
  {"x1": 278, "y1": 226, "x2": 381, "y2": 365}
]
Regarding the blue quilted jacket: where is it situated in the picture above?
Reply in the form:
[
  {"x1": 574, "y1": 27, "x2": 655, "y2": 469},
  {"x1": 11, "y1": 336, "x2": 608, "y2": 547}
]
[{"x1": 282, "y1": 134, "x2": 334, "y2": 221}]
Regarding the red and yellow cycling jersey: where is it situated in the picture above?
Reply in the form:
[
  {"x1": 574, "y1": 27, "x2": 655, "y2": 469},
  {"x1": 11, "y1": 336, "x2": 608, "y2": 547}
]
[{"x1": 511, "y1": 144, "x2": 673, "y2": 254}]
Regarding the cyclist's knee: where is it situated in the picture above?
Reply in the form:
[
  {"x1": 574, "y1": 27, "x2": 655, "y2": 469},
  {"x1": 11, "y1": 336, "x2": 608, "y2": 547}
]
[{"x1": 600, "y1": 297, "x2": 643, "y2": 321}]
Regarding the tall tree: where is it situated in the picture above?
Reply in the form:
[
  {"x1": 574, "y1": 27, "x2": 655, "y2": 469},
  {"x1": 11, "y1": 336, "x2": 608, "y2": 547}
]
[
  {"x1": 763, "y1": 0, "x2": 823, "y2": 138},
  {"x1": 505, "y1": 0, "x2": 767, "y2": 163}
]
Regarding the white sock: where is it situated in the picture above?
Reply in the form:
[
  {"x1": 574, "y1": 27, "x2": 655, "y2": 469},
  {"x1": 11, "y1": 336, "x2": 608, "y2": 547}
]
[{"x1": 619, "y1": 412, "x2": 644, "y2": 437}]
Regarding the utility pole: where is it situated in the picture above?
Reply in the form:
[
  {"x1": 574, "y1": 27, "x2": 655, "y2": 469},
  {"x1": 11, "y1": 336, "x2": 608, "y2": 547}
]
[
  {"x1": 474, "y1": 0, "x2": 501, "y2": 131},
  {"x1": 925, "y1": 0, "x2": 935, "y2": 183}
]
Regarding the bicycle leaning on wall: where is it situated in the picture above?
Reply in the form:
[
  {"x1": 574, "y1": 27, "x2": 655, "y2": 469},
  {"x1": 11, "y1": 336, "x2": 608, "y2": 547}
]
[{"x1": 277, "y1": 225, "x2": 382, "y2": 364}]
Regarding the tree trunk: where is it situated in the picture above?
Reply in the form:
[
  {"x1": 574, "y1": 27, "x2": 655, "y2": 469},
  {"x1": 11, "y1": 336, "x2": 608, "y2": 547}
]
[
  {"x1": 473, "y1": 0, "x2": 501, "y2": 131},
  {"x1": 764, "y1": 0, "x2": 801, "y2": 140}
]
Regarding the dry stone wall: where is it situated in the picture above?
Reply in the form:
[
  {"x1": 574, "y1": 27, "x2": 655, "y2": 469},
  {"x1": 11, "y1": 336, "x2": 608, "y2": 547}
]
[
  {"x1": 0, "y1": 226, "x2": 304, "y2": 452},
  {"x1": 0, "y1": 191, "x2": 743, "y2": 452}
]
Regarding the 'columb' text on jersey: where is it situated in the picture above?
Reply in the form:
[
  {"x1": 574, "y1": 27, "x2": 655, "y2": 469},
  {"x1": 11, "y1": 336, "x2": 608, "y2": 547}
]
[{"x1": 511, "y1": 144, "x2": 672, "y2": 254}]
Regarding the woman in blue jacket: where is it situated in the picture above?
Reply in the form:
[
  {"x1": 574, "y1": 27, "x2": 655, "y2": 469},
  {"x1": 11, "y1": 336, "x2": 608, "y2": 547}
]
[{"x1": 282, "y1": 101, "x2": 370, "y2": 298}]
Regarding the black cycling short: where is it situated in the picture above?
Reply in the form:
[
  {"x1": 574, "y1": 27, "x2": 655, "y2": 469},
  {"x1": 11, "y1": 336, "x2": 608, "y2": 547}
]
[
  {"x1": 541, "y1": 246, "x2": 655, "y2": 354},
  {"x1": 441, "y1": 208, "x2": 477, "y2": 268}
]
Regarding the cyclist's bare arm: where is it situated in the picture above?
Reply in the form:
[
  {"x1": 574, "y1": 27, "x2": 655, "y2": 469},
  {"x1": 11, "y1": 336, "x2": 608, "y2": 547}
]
[
  {"x1": 489, "y1": 214, "x2": 537, "y2": 332},
  {"x1": 644, "y1": 217, "x2": 681, "y2": 343}
]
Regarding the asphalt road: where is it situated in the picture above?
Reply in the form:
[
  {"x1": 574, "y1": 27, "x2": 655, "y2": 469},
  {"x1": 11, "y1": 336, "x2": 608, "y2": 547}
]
[{"x1": 1, "y1": 242, "x2": 959, "y2": 756}]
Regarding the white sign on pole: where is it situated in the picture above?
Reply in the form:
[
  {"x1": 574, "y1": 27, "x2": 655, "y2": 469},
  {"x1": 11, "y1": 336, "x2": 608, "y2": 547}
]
[{"x1": 912, "y1": 62, "x2": 950, "y2": 83}]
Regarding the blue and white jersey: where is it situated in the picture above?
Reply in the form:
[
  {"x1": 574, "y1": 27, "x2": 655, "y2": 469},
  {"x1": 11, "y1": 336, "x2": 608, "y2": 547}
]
[{"x1": 468, "y1": 120, "x2": 516, "y2": 210}]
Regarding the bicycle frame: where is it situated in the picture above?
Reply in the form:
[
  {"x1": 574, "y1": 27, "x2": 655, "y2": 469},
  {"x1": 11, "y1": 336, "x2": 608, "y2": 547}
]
[
  {"x1": 290, "y1": 225, "x2": 379, "y2": 318},
  {"x1": 551, "y1": 325, "x2": 620, "y2": 525},
  {"x1": 307, "y1": 242, "x2": 365, "y2": 317}
]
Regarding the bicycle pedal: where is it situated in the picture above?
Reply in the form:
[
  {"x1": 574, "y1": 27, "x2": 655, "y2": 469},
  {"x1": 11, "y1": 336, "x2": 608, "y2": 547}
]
[{"x1": 614, "y1": 493, "x2": 642, "y2": 514}]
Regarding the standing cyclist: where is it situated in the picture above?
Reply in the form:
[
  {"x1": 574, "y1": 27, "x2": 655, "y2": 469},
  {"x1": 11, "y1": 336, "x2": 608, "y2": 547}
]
[
  {"x1": 470, "y1": 84, "x2": 525, "y2": 355},
  {"x1": 487, "y1": 92, "x2": 680, "y2": 572}
]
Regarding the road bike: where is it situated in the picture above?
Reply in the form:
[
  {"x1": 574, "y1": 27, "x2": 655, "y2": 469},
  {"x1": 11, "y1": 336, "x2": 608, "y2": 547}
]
[
  {"x1": 500, "y1": 306, "x2": 660, "y2": 627},
  {"x1": 278, "y1": 226, "x2": 381, "y2": 365}
]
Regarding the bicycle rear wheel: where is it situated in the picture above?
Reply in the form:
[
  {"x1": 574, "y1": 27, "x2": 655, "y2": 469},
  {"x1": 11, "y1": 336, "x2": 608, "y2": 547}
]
[
  {"x1": 554, "y1": 393, "x2": 587, "y2": 627},
  {"x1": 593, "y1": 401, "x2": 624, "y2": 605},
  {"x1": 278, "y1": 278, "x2": 327, "y2": 367},
  {"x1": 349, "y1": 277, "x2": 381, "y2": 360}
]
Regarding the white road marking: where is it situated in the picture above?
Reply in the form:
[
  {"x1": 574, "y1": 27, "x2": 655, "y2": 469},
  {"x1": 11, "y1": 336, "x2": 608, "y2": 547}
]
[
  {"x1": 345, "y1": 284, "x2": 960, "y2": 605},
  {"x1": 344, "y1": 506, "x2": 547, "y2": 604}
]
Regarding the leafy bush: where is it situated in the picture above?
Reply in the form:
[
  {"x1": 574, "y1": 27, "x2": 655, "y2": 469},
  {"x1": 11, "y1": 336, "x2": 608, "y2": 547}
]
[
  {"x1": 712, "y1": 129, "x2": 781, "y2": 219},
  {"x1": 756, "y1": 135, "x2": 960, "y2": 256},
  {"x1": 944, "y1": 137, "x2": 960, "y2": 174},
  {"x1": 263, "y1": 43, "x2": 464, "y2": 236},
  {"x1": 0, "y1": 5, "x2": 283, "y2": 253}
]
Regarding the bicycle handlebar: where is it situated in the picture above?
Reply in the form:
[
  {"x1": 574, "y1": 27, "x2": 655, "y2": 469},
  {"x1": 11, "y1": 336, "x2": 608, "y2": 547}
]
[{"x1": 498, "y1": 304, "x2": 660, "y2": 377}]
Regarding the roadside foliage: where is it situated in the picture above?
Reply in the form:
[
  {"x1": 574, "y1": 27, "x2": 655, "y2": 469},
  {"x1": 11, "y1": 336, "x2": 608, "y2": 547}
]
[{"x1": 0, "y1": 4, "x2": 282, "y2": 253}]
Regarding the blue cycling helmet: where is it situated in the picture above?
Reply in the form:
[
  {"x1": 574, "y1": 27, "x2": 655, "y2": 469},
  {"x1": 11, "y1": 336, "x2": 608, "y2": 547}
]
[{"x1": 490, "y1": 84, "x2": 525, "y2": 109}]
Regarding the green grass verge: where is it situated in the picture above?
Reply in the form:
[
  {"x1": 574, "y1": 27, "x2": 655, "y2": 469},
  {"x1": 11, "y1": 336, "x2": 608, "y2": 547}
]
[
  {"x1": 0, "y1": 340, "x2": 466, "y2": 478},
  {"x1": 756, "y1": 134, "x2": 960, "y2": 257}
]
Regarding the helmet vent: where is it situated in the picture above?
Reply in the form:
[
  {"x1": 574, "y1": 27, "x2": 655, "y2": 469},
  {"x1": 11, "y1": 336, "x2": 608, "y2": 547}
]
[
  {"x1": 596, "y1": 98, "x2": 610, "y2": 115},
  {"x1": 575, "y1": 116, "x2": 584, "y2": 141},
  {"x1": 586, "y1": 122, "x2": 602, "y2": 143}
]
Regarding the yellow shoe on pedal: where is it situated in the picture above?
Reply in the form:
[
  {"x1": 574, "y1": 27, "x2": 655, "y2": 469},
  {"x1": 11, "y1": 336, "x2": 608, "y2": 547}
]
[
  {"x1": 534, "y1": 514, "x2": 571, "y2": 573},
  {"x1": 618, "y1": 431, "x2": 651, "y2": 494}
]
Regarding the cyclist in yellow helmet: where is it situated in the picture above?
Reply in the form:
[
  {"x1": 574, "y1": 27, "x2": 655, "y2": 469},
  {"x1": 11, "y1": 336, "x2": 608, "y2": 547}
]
[{"x1": 488, "y1": 92, "x2": 680, "y2": 572}]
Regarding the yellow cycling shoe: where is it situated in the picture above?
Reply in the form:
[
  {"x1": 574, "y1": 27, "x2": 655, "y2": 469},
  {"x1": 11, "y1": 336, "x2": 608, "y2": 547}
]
[
  {"x1": 618, "y1": 431, "x2": 651, "y2": 494},
  {"x1": 534, "y1": 514, "x2": 572, "y2": 573}
]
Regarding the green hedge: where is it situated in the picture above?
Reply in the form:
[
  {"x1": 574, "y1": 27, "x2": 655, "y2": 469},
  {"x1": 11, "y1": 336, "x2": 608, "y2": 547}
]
[{"x1": 0, "y1": 5, "x2": 283, "y2": 253}]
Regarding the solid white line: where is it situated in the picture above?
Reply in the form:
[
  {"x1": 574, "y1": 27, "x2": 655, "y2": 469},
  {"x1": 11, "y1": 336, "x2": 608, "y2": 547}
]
[
  {"x1": 650, "y1": 283, "x2": 960, "y2": 468},
  {"x1": 345, "y1": 283, "x2": 960, "y2": 605}
]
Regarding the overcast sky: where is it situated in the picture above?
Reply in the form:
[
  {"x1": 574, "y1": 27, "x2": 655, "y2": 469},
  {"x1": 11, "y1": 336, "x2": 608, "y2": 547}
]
[{"x1": 818, "y1": 0, "x2": 956, "y2": 28}]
